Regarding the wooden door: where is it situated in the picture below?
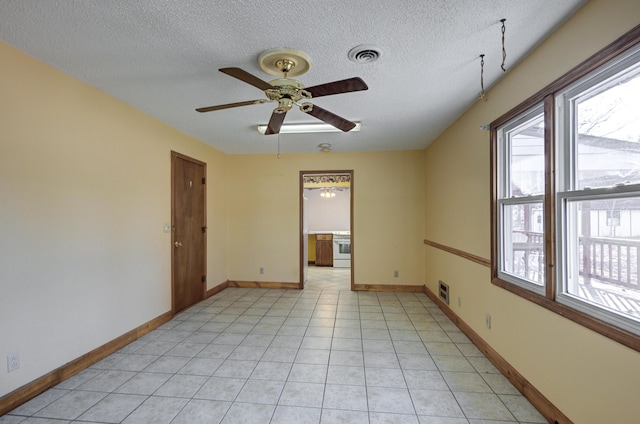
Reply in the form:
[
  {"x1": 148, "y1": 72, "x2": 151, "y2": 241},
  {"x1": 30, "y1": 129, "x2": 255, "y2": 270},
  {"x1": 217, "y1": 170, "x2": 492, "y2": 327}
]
[{"x1": 172, "y1": 152, "x2": 206, "y2": 313}]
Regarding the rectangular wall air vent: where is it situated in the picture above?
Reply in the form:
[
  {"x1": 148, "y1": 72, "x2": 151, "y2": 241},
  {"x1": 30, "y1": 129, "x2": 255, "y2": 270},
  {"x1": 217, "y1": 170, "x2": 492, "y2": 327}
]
[{"x1": 439, "y1": 280, "x2": 450, "y2": 305}]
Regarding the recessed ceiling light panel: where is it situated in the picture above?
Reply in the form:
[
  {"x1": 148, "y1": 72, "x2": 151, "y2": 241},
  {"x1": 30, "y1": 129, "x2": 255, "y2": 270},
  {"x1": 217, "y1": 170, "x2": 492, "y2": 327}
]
[{"x1": 257, "y1": 122, "x2": 362, "y2": 134}]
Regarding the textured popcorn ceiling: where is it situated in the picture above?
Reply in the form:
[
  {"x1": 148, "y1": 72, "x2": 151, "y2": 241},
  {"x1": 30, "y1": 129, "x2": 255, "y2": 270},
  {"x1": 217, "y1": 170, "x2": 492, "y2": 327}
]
[{"x1": 0, "y1": 0, "x2": 586, "y2": 154}]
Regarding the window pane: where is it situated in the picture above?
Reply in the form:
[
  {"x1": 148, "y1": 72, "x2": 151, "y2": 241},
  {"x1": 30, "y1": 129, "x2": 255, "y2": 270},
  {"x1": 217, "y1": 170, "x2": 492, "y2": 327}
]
[
  {"x1": 508, "y1": 115, "x2": 545, "y2": 196},
  {"x1": 501, "y1": 203, "x2": 545, "y2": 285},
  {"x1": 564, "y1": 197, "x2": 640, "y2": 323},
  {"x1": 575, "y1": 67, "x2": 640, "y2": 190}
]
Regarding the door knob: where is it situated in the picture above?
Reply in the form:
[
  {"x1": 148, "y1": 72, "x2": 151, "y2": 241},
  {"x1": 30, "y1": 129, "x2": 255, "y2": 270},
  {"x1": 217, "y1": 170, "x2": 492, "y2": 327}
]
[{"x1": 174, "y1": 241, "x2": 183, "y2": 248}]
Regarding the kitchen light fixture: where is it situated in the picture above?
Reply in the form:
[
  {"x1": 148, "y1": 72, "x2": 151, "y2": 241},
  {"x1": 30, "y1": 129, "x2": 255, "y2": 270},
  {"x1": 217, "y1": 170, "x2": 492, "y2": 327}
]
[
  {"x1": 320, "y1": 187, "x2": 336, "y2": 198},
  {"x1": 257, "y1": 122, "x2": 361, "y2": 134}
]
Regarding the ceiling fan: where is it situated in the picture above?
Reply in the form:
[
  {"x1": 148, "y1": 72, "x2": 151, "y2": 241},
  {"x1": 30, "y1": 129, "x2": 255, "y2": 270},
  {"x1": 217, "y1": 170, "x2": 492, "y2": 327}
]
[{"x1": 196, "y1": 49, "x2": 368, "y2": 135}]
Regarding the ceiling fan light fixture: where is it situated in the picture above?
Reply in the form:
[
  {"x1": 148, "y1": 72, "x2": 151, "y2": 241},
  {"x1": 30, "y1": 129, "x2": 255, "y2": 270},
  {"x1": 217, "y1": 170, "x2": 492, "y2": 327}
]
[{"x1": 257, "y1": 122, "x2": 361, "y2": 134}]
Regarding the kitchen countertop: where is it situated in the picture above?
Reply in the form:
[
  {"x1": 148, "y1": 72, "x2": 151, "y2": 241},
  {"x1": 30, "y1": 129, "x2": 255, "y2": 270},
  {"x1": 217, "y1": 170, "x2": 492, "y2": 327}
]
[{"x1": 308, "y1": 231, "x2": 350, "y2": 235}]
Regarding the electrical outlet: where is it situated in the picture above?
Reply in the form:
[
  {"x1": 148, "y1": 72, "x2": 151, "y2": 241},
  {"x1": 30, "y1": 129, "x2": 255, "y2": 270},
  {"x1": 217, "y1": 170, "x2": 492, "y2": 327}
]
[
  {"x1": 393, "y1": 270, "x2": 399, "y2": 278},
  {"x1": 259, "y1": 267, "x2": 264, "y2": 275},
  {"x1": 485, "y1": 313, "x2": 492, "y2": 329},
  {"x1": 7, "y1": 352, "x2": 19, "y2": 373}
]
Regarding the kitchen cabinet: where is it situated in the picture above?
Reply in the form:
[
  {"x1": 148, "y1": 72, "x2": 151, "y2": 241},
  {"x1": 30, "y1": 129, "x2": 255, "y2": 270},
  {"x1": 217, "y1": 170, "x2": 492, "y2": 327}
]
[{"x1": 315, "y1": 234, "x2": 333, "y2": 266}]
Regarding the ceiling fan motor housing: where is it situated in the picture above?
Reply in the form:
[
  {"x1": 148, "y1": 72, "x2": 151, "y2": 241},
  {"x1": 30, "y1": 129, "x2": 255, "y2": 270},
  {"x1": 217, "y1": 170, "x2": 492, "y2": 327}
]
[{"x1": 266, "y1": 79, "x2": 312, "y2": 104}]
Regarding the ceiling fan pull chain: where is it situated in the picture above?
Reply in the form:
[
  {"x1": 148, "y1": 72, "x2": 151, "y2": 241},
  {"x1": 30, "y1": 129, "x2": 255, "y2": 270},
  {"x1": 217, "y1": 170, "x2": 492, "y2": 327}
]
[
  {"x1": 277, "y1": 133, "x2": 281, "y2": 159},
  {"x1": 479, "y1": 54, "x2": 487, "y2": 102},
  {"x1": 500, "y1": 18, "x2": 507, "y2": 72}
]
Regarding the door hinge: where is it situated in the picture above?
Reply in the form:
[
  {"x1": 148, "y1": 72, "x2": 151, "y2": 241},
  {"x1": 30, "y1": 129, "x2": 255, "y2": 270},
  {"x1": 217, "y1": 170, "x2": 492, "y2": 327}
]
[
  {"x1": 202, "y1": 177, "x2": 206, "y2": 184},
  {"x1": 201, "y1": 275, "x2": 206, "y2": 283},
  {"x1": 202, "y1": 226, "x2": 208, "y2": 233}
]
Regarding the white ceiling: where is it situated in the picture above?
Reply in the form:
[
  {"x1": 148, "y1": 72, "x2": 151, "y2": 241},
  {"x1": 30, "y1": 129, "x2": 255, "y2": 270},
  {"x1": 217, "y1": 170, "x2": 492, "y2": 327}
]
[{"x1": 0, "y1": 0, "x2": 586, "y2": 154}]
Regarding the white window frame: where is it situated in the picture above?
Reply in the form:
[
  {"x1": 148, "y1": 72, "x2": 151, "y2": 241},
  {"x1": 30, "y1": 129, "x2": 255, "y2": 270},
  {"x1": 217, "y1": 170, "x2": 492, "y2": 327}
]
[
  {"x1": 496, "y1": 105, "x2": 546, "y2": 295},
  {"x1": 556, "y1": 187, "x2": 640, "y2": 335},
  {"x1": 555, "y1": 44, "x2": 640, "y2": 336},
  {"x1": 490, "y1": 25, "x2": 640, "y2": 352}
]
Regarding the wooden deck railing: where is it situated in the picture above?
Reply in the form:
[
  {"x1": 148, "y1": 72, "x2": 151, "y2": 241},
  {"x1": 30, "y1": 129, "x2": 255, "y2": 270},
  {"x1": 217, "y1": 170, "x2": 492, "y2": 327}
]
[
  {"x1": 580, "y1": 236, "x2": 640, "y2": 289},
  {"x1": 512, "y1": 231, "x2": 640, "y2": 290},
  {"x1": 512, "y1": 231, "x2": 545, "y2": 283}
]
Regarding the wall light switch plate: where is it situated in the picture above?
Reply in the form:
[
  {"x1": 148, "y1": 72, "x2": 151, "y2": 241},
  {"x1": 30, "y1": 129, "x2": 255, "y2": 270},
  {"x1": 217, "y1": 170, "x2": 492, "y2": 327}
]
[{"x1": 163, "y1": 223, "x2": 171, "y2": 233}]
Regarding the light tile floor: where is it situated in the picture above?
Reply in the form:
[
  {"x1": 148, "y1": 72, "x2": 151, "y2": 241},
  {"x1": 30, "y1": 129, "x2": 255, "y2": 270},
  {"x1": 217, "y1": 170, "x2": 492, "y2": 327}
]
[{"x1": 2, "y1": 267, "x2": 547, "y2": 423}]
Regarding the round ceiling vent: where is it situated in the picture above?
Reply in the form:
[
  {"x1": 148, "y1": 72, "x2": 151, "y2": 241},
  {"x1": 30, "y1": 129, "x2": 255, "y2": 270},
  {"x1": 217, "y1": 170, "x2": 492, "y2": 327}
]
[{"x1": 348, "y1": 45, "x2": 383, "y2": 64}]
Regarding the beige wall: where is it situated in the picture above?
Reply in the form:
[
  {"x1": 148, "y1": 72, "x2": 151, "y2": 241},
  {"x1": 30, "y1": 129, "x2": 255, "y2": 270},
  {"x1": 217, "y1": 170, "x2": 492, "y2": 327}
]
[
  {"x1": 0, "y1": 39, "x2": 425, "y2": 398},
  {"x1": 423, "y1": 1, "x2": 640, "y2": 422},
  {"x1": 226, "y1": 151, "x2": 425, "y2": 286},
  {"x1": 0, "y1": 41, "x2": 227, "y2": 396}
]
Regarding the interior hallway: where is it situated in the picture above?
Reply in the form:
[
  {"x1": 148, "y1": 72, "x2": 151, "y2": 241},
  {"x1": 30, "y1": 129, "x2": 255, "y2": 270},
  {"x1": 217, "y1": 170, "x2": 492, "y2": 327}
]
[{"x1": 2, "y1": 269, "x2": 546, "y2": 423}]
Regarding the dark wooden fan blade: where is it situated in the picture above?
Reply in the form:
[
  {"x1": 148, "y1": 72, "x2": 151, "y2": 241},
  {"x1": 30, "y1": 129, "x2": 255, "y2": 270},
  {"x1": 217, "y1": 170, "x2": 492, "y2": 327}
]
[
  {"x1": 304, "y1": 104, "x2": 356, "y2": 132},
  {"x1": 196, "y1": 100, "x2": 265, "y2": 113},
  {"x1": 220, "y1": 67, "x2": 273, "y2": 91},
  {"x1": 304, "y1": 77, "x2": 368, "y2": 98},
  {"x1": 265, "y1": 110, "x2": 287, "y2": 135}
]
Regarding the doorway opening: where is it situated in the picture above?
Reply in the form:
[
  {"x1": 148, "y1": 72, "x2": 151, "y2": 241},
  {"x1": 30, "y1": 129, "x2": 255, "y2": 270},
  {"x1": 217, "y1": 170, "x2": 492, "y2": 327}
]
[{"x1": 299, "y1": 170, "x2": 354, "y2": 290}]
